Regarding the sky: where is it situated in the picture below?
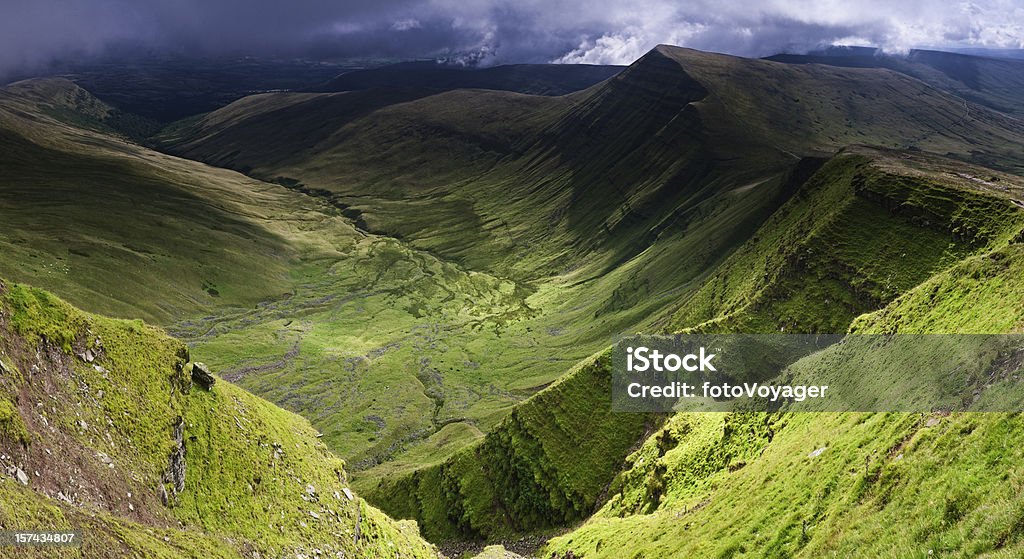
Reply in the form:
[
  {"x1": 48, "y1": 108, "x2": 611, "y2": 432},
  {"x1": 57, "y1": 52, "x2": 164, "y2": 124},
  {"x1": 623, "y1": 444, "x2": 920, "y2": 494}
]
[{"x1": 2, "y1": 0, "x2": 1023, "y2": 75}]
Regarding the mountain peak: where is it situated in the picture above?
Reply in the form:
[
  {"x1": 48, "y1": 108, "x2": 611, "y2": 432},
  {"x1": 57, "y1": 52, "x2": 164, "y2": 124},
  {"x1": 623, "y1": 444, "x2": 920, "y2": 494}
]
[{"x1": 607, "y1": 44, "x2": 1024, "y2": 167}]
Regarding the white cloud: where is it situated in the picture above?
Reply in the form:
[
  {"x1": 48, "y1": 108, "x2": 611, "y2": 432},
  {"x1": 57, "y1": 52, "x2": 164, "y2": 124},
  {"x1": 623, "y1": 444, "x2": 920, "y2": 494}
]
[
  {"x1": 539, "y1": 0, "x2": 1024, "y2": 64},
  {"x1": 556, "y1": 33, "x2": 647, "y2": 65}
]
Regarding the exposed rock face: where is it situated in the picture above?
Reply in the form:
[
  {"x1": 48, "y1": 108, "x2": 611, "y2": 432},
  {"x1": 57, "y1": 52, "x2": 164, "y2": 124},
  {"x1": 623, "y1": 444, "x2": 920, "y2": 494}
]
[
  {"x1": 161, "y1": 417, "x2": 186, "y2": 505},
  {"x1": 176, "y1": 346, "x2": 190, "y2": 365},
  {"x1": 173, "y1": 345, "x2": 193, "y2": 394},
  {"x1": 190, "y1": 362, "x2": 216, "y2": 390}
]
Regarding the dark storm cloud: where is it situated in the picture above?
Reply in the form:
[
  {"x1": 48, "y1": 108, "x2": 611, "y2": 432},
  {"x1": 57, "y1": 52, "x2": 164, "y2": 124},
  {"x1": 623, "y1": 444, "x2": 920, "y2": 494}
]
[{"x1": 2, "y1": 0, "x2": 1022, "y2": 76}]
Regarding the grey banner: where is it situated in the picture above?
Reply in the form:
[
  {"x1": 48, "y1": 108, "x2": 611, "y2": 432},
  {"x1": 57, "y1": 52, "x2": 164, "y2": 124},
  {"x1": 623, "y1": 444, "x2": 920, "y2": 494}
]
[{"x1": 612, "y1": 334, "x2": 1024, "y2": 412}]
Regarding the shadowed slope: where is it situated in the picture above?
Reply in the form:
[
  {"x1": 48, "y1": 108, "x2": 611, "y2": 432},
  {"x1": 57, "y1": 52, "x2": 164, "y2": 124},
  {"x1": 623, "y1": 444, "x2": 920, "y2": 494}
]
[
  {"x1": 768, "y1": 47, "x2": 1024, "y2": 115},
  {"x1": 163, "y1": 45, "x2": 1024, "y2": 283},
  {"x1": 0, "y1": 79, "x2": 307, "y2": 323}
]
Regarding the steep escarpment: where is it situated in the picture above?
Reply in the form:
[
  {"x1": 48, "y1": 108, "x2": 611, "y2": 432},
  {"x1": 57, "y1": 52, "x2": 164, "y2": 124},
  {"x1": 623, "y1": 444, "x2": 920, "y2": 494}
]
[
  {"x1": 365, "y1": 351, "x2": 653, "y2": 541},
  {"x1": 365, "y1": 146, "x2": 1024, "y2": 545},
  {"x1": 541, "y1": 148, "x2": 1024, "y2": 559},
  {"x1": 665, "y1": 148, "x2": 1024, "y2": 333},
  {"x1": 545, "y1": 246, "x2": 1024, "y2": 559},
  {"x1": 0, "y1": 280, "x2": 437, "y2": 558}
]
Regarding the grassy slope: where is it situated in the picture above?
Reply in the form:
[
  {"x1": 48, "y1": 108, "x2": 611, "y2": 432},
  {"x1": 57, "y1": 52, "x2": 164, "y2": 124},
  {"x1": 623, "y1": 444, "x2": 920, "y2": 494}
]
[
  {"x1": 0, "y1": 279, "x2": 436, "y2": 558},
  {"x1": 0, "y1": 79, "x2": 306, "y2": 324},
  {"x1": 543, "y1": 176, "x2": 1024, "y2": 557},
  {"x1": 544, "y1": 247, "x2": 1024, "y2": 558},
  {"x1": 365, "y1": 350, "x2": 653, "y2": 542},
  {"x1": 364, "y1": 145, "x2": 1024, "y2": 544},
  {"x1": 665, "y1": 148, "x2": 1024, "y2": 334}
]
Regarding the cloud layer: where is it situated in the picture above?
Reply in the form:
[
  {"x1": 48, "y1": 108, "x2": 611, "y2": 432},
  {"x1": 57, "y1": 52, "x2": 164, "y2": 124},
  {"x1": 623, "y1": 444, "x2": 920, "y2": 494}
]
[{"x1": 2, "y1": 0, "x2": 1023, "y2": 76}]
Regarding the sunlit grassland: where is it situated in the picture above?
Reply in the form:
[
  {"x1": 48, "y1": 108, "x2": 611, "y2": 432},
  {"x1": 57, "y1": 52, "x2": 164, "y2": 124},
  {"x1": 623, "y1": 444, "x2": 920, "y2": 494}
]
[{"x1": 0, "y1": 282, "x2": 437, "y2": 558}]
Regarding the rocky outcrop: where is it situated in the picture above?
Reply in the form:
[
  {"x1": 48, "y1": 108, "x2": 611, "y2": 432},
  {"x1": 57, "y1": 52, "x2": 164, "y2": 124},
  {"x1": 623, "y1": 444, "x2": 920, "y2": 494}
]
[
  {"x1": 13, "y1": 466, "x2": 29, "y2": 485},
  {"x1": 161, "y1": 417, "x2": 186, "y2": 506},
  {"x1": 190, "y1": 362, "x2": 216, "y2": 390},
  {"x1": 172, "y1": 345, "x2": 192, "y2": 394}
]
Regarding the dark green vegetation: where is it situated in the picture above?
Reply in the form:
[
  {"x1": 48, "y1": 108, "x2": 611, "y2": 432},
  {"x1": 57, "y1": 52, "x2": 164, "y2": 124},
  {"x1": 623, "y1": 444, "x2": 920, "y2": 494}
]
[
  {"x1": 0, "y1": 280, "x2": 436, "y2": 558},
  {"x1": 56, "y1": 56, "x2": 358, "y2": 122},
  {"x1": 3, "y1": 43, "x2": 1024, "y2": 557},
  {"x1": 368, "y1": 351, "x2": 653, "y2": 541}
]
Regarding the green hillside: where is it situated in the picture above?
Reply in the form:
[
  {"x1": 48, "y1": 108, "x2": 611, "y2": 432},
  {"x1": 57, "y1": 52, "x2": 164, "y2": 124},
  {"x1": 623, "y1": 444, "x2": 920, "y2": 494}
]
[
  {"x1": 544, "y1": 248, "x2": 1024, "y2": 559},
  {"x1": 3, "y1": 42, "x2": 1024, "y2": 558},
  {"x1": 366, "y1": 350, "x2": 654, "y2": 541},
  {"x1": 0, "y1": 79, "x2": 305, "y2": 323},
  {"x1": 0, "y1": 280, "x2": 436, "y2": 557},
  {"x1": 537, "y1": 94, "x2": 1024, "y2": 559},
  {"x1": 359, "y1": 146, "x2": 1024, "y2": 544},
  {"x1": 666, "y1": 147, "x2": 1024, "y2": 333}
]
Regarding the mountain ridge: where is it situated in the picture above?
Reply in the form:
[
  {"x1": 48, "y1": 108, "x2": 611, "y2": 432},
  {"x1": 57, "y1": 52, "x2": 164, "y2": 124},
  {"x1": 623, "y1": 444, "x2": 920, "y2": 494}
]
[
  {"x1": 767, "y1": 46, "x2": 1024, "y2": 115},
  {"x1": 313, "y1": 61, "x2": 623, "y2": 96}
]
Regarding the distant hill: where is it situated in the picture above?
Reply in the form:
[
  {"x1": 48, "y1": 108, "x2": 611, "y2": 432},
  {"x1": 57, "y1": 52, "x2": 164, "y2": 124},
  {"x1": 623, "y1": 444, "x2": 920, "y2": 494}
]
[
  {"x1": 53, "y1": 56, "x2": 358, "y2": 123},
  {"x1": 766, "y1": 47, "x2": 1024, "y2": 114},
  {"x1": 313, "y1": 61, "x2": 623, "y2": 95},
  {"x1": 950, "y1": 47, "x2": 1024, "y2": 60}
]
